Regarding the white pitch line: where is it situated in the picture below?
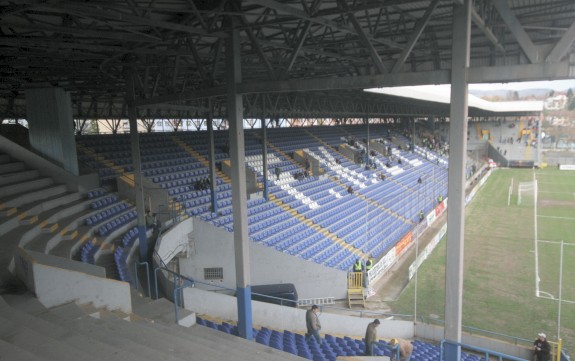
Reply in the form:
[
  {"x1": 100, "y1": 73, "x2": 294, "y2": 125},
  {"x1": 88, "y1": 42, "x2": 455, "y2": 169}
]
[
  {"x1": 537, "y1": 293, "x2": 575, "y2": 305},
  {"x1": 537, "y1": 191, "x2": 574, "y2": 194},
  {"x1": 537, "y1": 239, "x2": 575, "y2": 246},
  {"x1": 538, "y1": 215, "x2": 575, "y2": 221}
]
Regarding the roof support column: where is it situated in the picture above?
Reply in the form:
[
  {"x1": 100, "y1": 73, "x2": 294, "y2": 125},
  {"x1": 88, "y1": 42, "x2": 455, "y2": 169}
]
[
  {"x1": 206, "y1": 98, "x2": 218, "y2": 214},
  {"x1": 126, "y1": 64, "x2": 148, "y2": 262},
  {"x1": 226, "y1": 6, "x2": 253, "y2": 340},
  {"x1": 24, "y1": 87, "x2": 79, "y2": 176},
  {"x1": 261, "y1": 97, "x2": 269, "y2": 201},
  {"x1": 444, "y1": 1, "x2": 471, "y2": 360}
]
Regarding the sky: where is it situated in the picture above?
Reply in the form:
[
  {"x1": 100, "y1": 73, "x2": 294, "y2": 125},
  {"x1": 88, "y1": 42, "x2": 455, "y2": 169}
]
[{"x1": 469, "y1": 79, "x2": 575, "y2": 92}]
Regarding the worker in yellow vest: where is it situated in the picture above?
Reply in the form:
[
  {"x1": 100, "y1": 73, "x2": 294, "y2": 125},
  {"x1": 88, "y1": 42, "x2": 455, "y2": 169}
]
[
  {"x1": 365, "y1": 258, "x2": 374, "y2": 271},
  {"x1": 353, "y1": 258, "x2": 363, "y2": 272}
]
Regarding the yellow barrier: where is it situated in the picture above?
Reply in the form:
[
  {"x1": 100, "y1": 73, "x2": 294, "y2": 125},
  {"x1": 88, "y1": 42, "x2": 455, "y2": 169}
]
[
  {"x1": 347, "y1": 272, "x2": 363, "y2": 289},
  {"x1": 549, "y1": 338, "x2": 562, "y2": 361}
]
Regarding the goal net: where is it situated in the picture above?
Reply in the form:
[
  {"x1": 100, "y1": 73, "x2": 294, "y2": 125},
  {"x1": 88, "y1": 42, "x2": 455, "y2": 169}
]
[{"x1": 517, "y1": 180, "x2": 537, "y2": 206}]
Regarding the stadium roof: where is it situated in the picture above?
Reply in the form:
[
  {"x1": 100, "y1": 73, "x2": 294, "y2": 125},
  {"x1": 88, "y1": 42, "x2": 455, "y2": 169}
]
[
  {"x1": 0, "y1": 0, "x2": 573, "y2": 120},
  {"x1": 366, "y1": 85, "x2": 544, "y2": 113}
]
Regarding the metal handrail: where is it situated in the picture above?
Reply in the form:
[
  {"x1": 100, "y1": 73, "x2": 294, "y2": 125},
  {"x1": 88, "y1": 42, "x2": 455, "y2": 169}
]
[
  {"x1": 152, "y1": 249, "x2": 174, "y2": 299},
  {"x1": 374, "y1": 341, "x2": 401, "y2": 361},
  {"x1": 461, "y1": 326, "x2": 532, "y2": 346},
  {"x1": 134, "y1": 260, "x2": 151, "y2": 297},
  {"x1": 440, "y1": 339, "x2": 529, "y2": 361}
]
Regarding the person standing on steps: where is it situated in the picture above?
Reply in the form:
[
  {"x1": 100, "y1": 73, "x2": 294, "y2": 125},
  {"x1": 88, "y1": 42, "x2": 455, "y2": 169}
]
[
  {"x1": 305, "y1": 305, "x2": 322, "y2": 344},
  {"x1": 364, "y1": 319, "x2": 380, "y2": 356}
]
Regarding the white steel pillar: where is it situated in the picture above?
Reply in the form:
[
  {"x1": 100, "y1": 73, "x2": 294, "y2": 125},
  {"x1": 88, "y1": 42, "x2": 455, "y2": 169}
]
[
  {"x1": 126, "y1": 66, "x2": 148, "y2": 262},
  {"x1": 444, "y1": 0, "x2": 471, "y2": 360},
  {"x1": 226, "y1": 7, "x2": 253, "y2": 340}
]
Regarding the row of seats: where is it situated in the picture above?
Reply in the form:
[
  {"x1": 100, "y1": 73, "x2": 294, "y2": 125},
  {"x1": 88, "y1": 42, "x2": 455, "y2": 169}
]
[
  {"x1": 114, "y1": 246, "x2": 134, "y2": 286},
  {"x1": 86, "y1": 188, "x2": 107, "y2": 199},
  {"x1": 90, "y1": 195, "x2": 119, "y2": 209},
  {"x1": 121, "y1": 227, "x2": 140, "y2": 248},
  {"x1": 195, "y1": 317, "x2": 484, "y2": 361},
  {"x1": 97, "y1": 209, "x2": 137, "y2": 237},
  {"x1": 80, "y1": 240, "x2": 98, "y2": 264},
  {"x1": 84, "y1": 203, "x2": 130, "y2": 226}
]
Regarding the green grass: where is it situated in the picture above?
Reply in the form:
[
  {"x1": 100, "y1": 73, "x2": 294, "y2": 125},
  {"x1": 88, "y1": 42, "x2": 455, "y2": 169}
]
[{"x1": 387, "y1": 168, "x2": 575, "y2": 352}]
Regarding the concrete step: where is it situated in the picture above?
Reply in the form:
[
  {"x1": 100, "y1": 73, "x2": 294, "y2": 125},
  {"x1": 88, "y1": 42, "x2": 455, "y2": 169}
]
[
  {"x1": 1, "y1": 292, "x2": 48, "y2": 316},
  {"x1": 0, "y1": 206, "x2": 17, "y2": 216},
  {"x1": 0, "y1": 339, "x2": 46, "y2": 361},
  {"x1": 0, "y1": 212, "x2": 21, "y2": 237},
  {"x1": 18, "y1": 191, "x2": 84, "y2": 219},
  {"x1": 0, "y1": 167, "x2": 34, "y2": 186},
  {"x1": 46, "y1": 313, "x2": 190, "y2": 361},
  {"x1": 0, "y1": 303, "x2": 150, "y2": 361},
  {"x1": 3, "y1": 301, "x2": 156, "y2": 361},
  {"x1": 0, "y1": 184, "x2": 67, "y2": 212},
  {"x1": 48, "y1": 235, "x2": 86, "y2": 259},
  {"x1": 62, "y1": 228, "x2": 79, "y2": 241},
  {"x1": 20, "y1": 196, "x2": 91, "y2": 251},
  {"x1": 130, "y1": 288, "x2": 154, "y2": 305},
  {"x1": 0, "y1": 177, "x2": 54, "y2": 199},
  {"x1": 97, "y1": 312, "x2": 299, "y2": 361},
  {"x1": 0, "y1": 316, "x2": 95, "y2": 361},
  {"x1": 29, "y1": 231, "x2": 70, "y2": 255},
  {"x1": 39, "y1": 302, "x2": 86, "y2": 322},
  {"x1": 40, "y1": 222, "x2": 58, "y2": 233},
  {"x1": 0, "y1": 161, "x2": 25, "y2": 173},
  {"x1": 10, "y1": 193, "x2": 86, "y2": 250},
  {"x1": 132, "y1": 297, "x2": 195, "y2": 326},
  {"x1": 137, "y1": 316, "x2": 302, "y2": 361},
  {"x1": 0, "y1": 154, "x2": 10, "y2": 164},
  {"x1": 64, "y1": 311, "x2": 241, "y2": 361},
  {"x1": 19, "y1": 214, "x2": 39, "y2": 226}
]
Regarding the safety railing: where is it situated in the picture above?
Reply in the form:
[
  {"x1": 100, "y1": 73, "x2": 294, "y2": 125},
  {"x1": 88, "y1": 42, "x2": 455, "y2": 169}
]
[
  {"x1": 152, "y1": 249, "x2": 174, "y2": 299},
  {"x1": 440, "y1": 339, "x2": 529, "y2": 361},
  {"x1": 134, "y1": 260, "x2": 151, "y2": 297},
  {"x1": 549, "y1": 339, "x2": 563, "y2": 361},
  {"x1": 374, "y1": 341, "x2": 401, "y2": 361}
]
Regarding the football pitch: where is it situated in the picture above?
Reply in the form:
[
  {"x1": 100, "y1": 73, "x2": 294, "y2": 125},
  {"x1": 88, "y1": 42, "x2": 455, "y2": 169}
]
[{"x1": 388, "y1": 167, "x2": 575, "y2": 353}]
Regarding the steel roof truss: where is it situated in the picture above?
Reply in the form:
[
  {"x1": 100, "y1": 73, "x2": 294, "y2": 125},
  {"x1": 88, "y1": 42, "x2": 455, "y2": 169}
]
[
  {"x1": 492, "y1": 0, "x2": 539, "y2": 64},
  {"x1": 391, "y1": 0, "x2": 440, "y2": 73},
  {"x1": 546, "y1": 19, "x2": 575, "y2": 63}
]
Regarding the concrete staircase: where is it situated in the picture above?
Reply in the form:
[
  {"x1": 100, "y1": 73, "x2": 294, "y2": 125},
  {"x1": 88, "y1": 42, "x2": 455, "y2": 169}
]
[
  {"x1": 0, "y1": 153, "x2": 105, "y2": 284},
  {"x1": 0, "y1": 292, "x2": 300, "y2": 361}
]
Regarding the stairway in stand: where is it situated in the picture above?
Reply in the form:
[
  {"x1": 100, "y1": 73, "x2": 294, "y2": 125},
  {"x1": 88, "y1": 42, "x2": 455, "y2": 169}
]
[{"x1": 0, "y1": 291, "x2": 301, "y2": 361}]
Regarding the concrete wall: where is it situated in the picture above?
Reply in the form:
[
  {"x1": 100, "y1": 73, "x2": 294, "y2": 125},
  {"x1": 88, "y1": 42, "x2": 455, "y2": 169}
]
[
  {"x1": 339, "y1": 143, "x2": 361, "y2": 163},
  {"x1": 22, "y1": 249, "x2": 106, "y2": 277},
  {"x1": 184, "y1": 287, "x2": 413, "y2": 339},
  {"x1": 13, "y1": 248, "x2": 131, "y2": 313},
  {"x1": 184, "y1": 288, "x2": 531, "y2": 360},
  {"x1": 25, "y1": 87, "x2": 79, "y2": 175},
  {"x1": 178, "y1": 218, "x2": 348, "y2": 299},
  {"x1": 294, "y1": 150, "x2": 321, "y2": 176},
  {"x1": 156, "y1": 217, "x2": 194, "y2": 264},
  {"x1": 369, "y1": 140, "x2": 387, "y2": 155},
  {"x1": 0, "y1": 134, "x2": 99, "y2": 192},
  {"x1": 221, "y1": 161, "x2": 257, "y2": 194}
]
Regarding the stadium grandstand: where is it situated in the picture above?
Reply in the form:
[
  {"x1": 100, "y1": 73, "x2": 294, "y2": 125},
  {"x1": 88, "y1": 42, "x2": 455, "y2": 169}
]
[{"x1": 0, "y1": 1, "x2": 574, "y2": 361}]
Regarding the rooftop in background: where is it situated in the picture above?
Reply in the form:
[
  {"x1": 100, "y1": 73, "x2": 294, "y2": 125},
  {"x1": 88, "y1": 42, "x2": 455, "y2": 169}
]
[
  {"x1": 469, "y1": 79, "x2": 575, "y2": 92},
  {"x1": 366, "y1": 85, "x2": 543, "y2": 113}
]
